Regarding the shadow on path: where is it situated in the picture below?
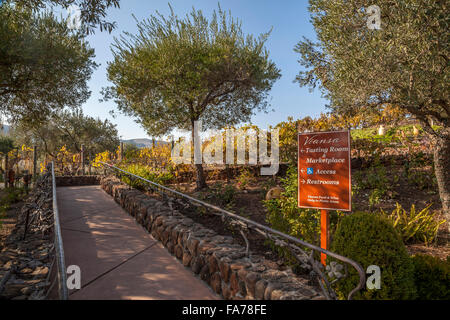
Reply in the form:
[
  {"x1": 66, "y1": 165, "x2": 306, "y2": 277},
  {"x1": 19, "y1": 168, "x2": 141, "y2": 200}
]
[{"x1": 57, "y1": 186, "x2": 218, "y2": 300}]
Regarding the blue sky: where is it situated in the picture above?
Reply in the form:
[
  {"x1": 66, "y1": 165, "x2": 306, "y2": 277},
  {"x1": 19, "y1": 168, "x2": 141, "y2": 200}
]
[{"x1": 79, "y1": 0, "x2": 328, "y2": 140}]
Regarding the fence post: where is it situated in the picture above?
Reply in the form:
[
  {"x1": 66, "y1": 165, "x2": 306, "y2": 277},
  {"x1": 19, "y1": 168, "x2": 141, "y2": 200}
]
[{"x1": 81, "y1": 144, "x2": 85, "y2": 175}]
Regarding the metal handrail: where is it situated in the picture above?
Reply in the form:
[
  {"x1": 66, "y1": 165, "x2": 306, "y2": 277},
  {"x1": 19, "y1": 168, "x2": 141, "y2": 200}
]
[
  {"x1": 100, "y1": 161, "x2": 366, "y2": 300},
  {"x1": 51, "y1": 162, "x2": 69, "y2": 300}
]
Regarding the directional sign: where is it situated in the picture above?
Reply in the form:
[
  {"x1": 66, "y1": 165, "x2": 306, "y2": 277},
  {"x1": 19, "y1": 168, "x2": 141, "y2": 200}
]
[{"x1": 298, "y1": 130, "x2": 352, "y2": 211}]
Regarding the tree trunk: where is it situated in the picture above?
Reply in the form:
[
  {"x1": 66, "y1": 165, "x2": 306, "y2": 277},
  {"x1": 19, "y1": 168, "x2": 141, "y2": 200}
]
[
  {"x1": 191, "y1": 120, "x2": 207, "y2": 190},
  {"x1": 432, "y1": 128, "x2": 450, "y2": 231},
  {"x1": 195, "y1": 163, "x2": 207, "y2": 190}
]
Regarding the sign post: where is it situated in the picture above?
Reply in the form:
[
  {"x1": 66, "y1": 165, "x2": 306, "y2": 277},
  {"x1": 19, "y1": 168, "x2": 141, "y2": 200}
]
[
  {"x1": 298, "y1": 130, "x2": 352, "y2": 265},
  {"x1": 320, "y1": 209, "x2": 329, "y2": 265}
]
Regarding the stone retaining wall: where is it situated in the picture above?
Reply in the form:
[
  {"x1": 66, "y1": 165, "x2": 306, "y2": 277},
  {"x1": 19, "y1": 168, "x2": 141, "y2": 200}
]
[
  {"x1": 55, "y1": 176, "x2": 100, "y2": 187},
  {"x1": 100, "y1": 176, "x2": 325, "y2": 300}
]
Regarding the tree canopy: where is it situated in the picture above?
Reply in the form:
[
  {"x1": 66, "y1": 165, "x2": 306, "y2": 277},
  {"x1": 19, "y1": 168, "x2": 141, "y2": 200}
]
[
  {"x1": 295, "y1": 0, "x2": 448, "y2": 134},
  {"x1": 12, "y1": 109, "x2": 120, "y2": 157},
  {"x1": 295, "y1": 0, "x2": 449, "y2": 219},
  {"x1": 104, "y1": 5, "x2": 281, "y2": 137},
  {"x1": 103, "y1": 5, "x2": 281, "y2": 188},
  {"x1": 6, "y1": 0, "x2": 121, "y2": 34},
  {"x1": 0, "y1": 4, "x2": 97, "y2": 124},
  {"x1": 0, "y1": 136, "x2": 15, "y2": 155}
]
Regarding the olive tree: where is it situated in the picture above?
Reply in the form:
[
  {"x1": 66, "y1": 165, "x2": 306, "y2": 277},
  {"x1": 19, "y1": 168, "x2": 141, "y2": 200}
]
[
  {"x1": 12, "y1": 109, "x2": 120, "y2": 157},
  {"x1": 0, "y1": 4, "x2": 97, "y2": 124},
  {"x1": 7, "y1": 0, "x2": 120, "y2": 34},
  {"x1": 104, "y1": 5, "x2": 281, "y2": 189}
]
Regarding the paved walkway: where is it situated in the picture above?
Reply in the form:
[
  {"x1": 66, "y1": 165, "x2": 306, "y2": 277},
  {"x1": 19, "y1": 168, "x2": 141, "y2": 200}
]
[{"x1": 57, "y1": 186, "x2": 218, "y2": 300}]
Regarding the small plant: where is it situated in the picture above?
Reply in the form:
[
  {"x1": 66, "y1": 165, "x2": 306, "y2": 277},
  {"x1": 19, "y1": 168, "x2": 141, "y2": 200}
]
[
  {"x1": 353, "y1": 158, "x2": 391, "y2": 207},
  {"x1": 369, "y1": 188, "x2": 384, "y2": 208},
  {"x1": 411, "y1": 254, "x2": 450, "y2": 300},
  {"x1": 407, "y1": 170, "x2": 437, "y2": 190},
  {"x1": 205, "y1": 183, "x2": 236, "y2": 210},
  {"x1": 380, "y1": 203, "x2": 446, "y2": 245},
  {"x1": 0, "y1": 187, "x2": 25, "y2": 206},
  {"x1": 263, "y1": 166, "x2": 348, "y2": 274},
  {"x1": 259, "y1": 178, "x2": 278, "y2": 199},
  {"x1": 236, "y1": 168, "x2": 255, "y2": 190}
]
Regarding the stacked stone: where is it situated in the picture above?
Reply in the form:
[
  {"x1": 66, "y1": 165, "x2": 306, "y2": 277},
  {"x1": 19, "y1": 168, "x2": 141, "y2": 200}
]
[
  {"x1": 101, "y1": 176, "x2": 325, "y2": 300},
  {"x1": 0, "y1": 172, "x2": 54, "y2": 300},
  {"x1": 55, "y1": 176, "x2": 101, "y2": 187}
]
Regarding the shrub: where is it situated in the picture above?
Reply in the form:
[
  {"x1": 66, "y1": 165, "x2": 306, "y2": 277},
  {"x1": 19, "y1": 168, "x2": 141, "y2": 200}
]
[
  {"x1": 411, "y1": 254, "x2": 450, "y2": 300},
  {"x1": 204, "y1": 183, "x2": 236, "y2": 210},
  {"x1": 380, "y1": 203, "x2": 446, "y2": 245},
  {"x1": 407, "y1": 169, "x2": 437, "y2": 190},
  {"x1": 264, "y1": 166, "x2": 321, "y2": 246},
  {"x1": 330, "y1": 211, "x2": 417, "y2": 300},
  {"x1": 118, "y1": 164, "x2": 174, "y2": 190},
  {"x1": 0, "y1": 187, "x2": 25, "y2": 206},
  {"x1": 236, "y1": 168, "x2": 255, "y2": 190},
  {"x1": 353, "y1": 158, "x2": 390, "y2": 206},
  {"x1": 263, "y1": 166, "x2": 345, "y2": 271}
]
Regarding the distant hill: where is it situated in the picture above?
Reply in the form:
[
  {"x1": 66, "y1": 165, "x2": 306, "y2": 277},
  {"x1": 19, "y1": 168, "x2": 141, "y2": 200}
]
[
  {"x1": 122, "y1": 138, "x2": 168, "y2": 148},
  {"x1": 0, "y1": 124, "x2": 10, "y2": 135}
]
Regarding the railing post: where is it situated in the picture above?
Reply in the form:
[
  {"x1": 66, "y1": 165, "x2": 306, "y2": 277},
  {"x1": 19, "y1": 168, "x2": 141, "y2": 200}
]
[{"x1": 50, "y1": 162, "x2": 69, "y2": 300}]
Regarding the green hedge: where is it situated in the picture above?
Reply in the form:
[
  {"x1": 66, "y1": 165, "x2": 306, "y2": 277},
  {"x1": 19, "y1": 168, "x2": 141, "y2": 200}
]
[
  {"x1": 411, "y1": 254, "x2": 450, "y2": 300},
  {"x1": 330, "y1": 211, "x2": 417, "y2": 300}
]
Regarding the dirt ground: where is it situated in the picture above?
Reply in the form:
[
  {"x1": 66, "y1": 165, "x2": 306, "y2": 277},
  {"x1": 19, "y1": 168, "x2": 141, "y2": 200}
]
[
  {"x1": 0, "y1": 200, "x2": 22, "y2": 250},
  {"x1": 168, "y1": 170, "x2": 449, "y2": 262}
]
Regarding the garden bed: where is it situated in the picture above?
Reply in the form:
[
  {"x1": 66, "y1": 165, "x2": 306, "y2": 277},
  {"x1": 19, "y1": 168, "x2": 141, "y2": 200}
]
[
  {"x1": 101, "y1": 176, "x2": 327, "y2": 300},
  {"x1": 169, "y1": 167, "x2": 449, "y2": 262}
]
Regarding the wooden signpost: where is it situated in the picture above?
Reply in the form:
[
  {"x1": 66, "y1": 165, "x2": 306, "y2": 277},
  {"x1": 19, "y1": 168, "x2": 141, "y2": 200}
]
[{"x1": 298, "y1": 130, "x2": 352, "y2": 265}]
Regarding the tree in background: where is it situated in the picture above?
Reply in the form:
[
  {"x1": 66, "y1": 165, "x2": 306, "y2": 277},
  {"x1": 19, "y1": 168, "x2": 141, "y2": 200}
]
[
  {"x1": 7, "y1": 0, "x2": 120, "y2": 34},
  {"x1": 295, "y1": 0, "x2": 449, "y2": 221},
  {"x1": 103, "y1": 5, "x2": 281, "y2": 189},
  {"x1": 0, "y1": 4, "x2": 97, "y2": 124},
  {"x1": 0, "y1": 136, "x2": 14, "y2": 156},
  {"x1": 0, "y1": 136, "x2": 14, "y2": 177},
  {"x1": 12, "y1": 109, "x2": 119, "y2": 158}
]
